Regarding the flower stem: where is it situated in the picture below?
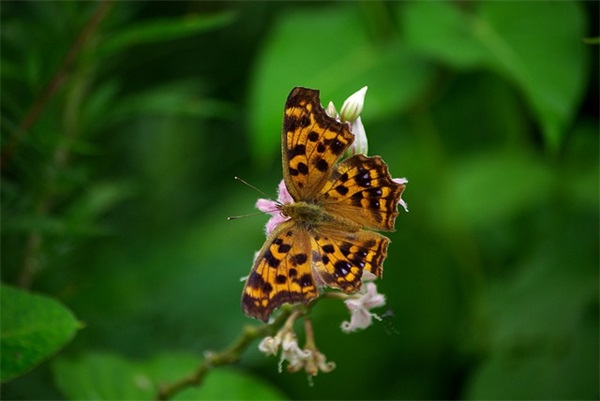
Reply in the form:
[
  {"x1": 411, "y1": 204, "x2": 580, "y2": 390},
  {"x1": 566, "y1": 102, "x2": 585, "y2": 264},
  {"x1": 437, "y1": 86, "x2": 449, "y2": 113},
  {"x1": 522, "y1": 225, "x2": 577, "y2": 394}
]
[{"x1": 156, "y1": 307, "x2": 294, "y2": 401}]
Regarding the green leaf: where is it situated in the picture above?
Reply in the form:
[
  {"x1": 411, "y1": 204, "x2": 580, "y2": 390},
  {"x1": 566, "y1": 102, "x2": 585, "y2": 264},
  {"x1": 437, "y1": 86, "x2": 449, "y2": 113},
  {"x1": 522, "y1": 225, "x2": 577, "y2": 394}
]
[
  {"x1": 1, "y1": 285, "x2": 79, "y2": 383},
  {"x1": 466, "y1": 241, "x2": 599, "y2": 399},
  {"x1": 175, "y1": 368, "x2": 288, "y2": 401},
  {"x1": 97, "y1": 11, "x2": 236, "y2": 56},
  {"x1": 107, "y1": 80, "x2": 235, "y2": 122},
  {"x1": 438, "y1": 151, "x2": 554, "y2": 229},
  {"x1": 53, "y1": 353, "x2": 154, "y2": 400},
  {"x1": 65, "y1": 181, "x2": 135, "y2": 224},
  {"x1": 402, "y1": 2, "x2": 490, "y2": 68},
  {"x1": 145, "y1": 354, "x2": 287, "y2": 400},
  {"x1": 249, "y1": 4, "x2": 433, "y2": 166},
  {"x1": 402, "y1": 1, "x2": 589, "y2": 152},
  {"x1": 53, "y1": 352, "x2": 288, "y2": 401},
  {"x1": 465, "y1": 322, "x2": 599, "y2": 400}
]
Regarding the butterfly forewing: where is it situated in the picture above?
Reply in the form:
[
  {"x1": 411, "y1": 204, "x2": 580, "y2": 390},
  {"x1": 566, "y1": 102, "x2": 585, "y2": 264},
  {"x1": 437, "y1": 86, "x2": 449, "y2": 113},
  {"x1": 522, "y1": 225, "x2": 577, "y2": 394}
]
[
  {"x1": 282, "y1": 87, "x2": 355, "y2": 201},
  {"x1": 242, "y1": 221, "x2": 318, "y2": 322},
  {"x1": 319, "y1": 154, "x2": 405, "y2": 231}
]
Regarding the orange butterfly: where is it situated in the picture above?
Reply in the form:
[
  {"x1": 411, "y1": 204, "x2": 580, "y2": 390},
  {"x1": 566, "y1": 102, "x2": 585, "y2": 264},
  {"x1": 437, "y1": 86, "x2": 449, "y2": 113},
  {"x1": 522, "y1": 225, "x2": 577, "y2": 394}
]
[{"x1": 242, "y1": 87, "x2": 405, "y2": 321}]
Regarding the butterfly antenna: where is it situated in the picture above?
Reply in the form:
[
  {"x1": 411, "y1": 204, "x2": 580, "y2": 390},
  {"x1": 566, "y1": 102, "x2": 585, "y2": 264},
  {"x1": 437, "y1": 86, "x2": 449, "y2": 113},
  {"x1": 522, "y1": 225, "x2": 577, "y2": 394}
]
[
  {"x1": 228, "y1": 176, "x2": 281, "y2": 220},
  {"x1": 233, "y1": 176, "x2": 274, "y2": 200},
  {"x1": 227, "y1": 211, "x2": 264, "y2": 220}
]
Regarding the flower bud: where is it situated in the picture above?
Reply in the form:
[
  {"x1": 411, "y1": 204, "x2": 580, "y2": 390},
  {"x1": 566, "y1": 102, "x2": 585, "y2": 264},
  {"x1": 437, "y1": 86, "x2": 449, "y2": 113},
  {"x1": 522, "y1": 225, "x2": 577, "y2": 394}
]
[
  {"x1": 340, "y1": 86, "x2": 367, "y2": 123},
  {"x1": 325, "y1": 101, "x2": 338, "y2": 119},
  {"x1": 346, "y1": 116, "x2": 368, "y2": 156}
]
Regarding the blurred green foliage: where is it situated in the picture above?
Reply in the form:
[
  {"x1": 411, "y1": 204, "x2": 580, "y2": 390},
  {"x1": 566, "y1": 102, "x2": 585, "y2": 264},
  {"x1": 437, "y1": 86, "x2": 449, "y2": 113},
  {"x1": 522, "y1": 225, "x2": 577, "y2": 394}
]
[{"x1": 1, "y1": 1, "x2": 598, "y2": 400}]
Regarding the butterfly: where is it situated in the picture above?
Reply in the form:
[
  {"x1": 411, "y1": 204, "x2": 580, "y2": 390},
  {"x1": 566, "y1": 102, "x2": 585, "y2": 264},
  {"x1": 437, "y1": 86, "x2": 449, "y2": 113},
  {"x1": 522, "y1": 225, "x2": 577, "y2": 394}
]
[{"x1": 242, "y1": 87, "x2": 405, "y2": 322}]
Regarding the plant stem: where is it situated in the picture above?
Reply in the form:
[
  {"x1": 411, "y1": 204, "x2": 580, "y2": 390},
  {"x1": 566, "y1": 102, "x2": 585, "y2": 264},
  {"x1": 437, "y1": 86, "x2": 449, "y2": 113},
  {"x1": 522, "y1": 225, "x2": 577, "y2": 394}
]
[
  {"x1": 156, "y1": 307, "x2": 295, "y2": 401},
  {"x1": 0, "y1": 0, "x2": 113, "y2": 170},
  {"x1": 15, "y1": 3, "x2": 110, "y2": 288}
]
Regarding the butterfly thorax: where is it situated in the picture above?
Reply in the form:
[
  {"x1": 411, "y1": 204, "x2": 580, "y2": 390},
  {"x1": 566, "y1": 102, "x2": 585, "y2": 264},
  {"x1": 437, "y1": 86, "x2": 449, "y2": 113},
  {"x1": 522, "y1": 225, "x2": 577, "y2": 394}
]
[{"x1": 280, "y1": 201, "x2": 361, "y2": 233}]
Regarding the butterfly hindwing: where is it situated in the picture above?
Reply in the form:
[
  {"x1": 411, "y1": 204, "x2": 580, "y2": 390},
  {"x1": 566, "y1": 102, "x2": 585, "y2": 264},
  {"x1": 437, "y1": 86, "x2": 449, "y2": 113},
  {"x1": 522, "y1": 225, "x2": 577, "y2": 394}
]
[
  {"x1": 319, "y1": 154, "x2": 405, "y2": 231},
  {"x1": 242, "y1": 220, "x2": 318, "y2": 322},
  {"x1": 311, "y1": 228, "x2": 390, "y2": 292},
  {"x1": 282, "y1": 87, "x2": 355, "y2": 201}
]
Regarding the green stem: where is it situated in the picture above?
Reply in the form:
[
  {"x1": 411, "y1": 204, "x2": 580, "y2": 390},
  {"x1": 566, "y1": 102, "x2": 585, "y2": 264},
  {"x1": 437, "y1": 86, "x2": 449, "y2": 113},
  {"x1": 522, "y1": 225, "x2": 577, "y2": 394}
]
[
  {"x1": 15, "y1": 3, "x2": 109, "y2": 288},
  {"x1": 1, "y1": 0, "x2": 113, "y2": 170},
  {"x1": 156, "y1": 307, "x2": 296, "y2": 401}
]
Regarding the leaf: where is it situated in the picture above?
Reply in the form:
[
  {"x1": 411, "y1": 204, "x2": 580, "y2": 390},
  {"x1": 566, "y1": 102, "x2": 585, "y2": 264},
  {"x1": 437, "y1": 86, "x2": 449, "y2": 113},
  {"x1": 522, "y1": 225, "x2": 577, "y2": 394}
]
[
  {"x1": 107, "y1": 80, "x2": 235, "y2": 122},
  {"x1": 402, "y1": 1, "x2": 589, "y2": 152},
  {"x1": 465, "y1": 248, "x2": 599, "y2": 399},
  {"x1": 53, "y1": 352, "x2": 288, "y2": 401},
  {"x1": 52, "y1": 353, "x2": 154, "y2": 400},
  {"x1": 249, "y1": 4, "x2": 433, "y2": 166},
  {"x1": 175, "y1": 368, "x2": 288, "y2": 401},
  {"x1": 402, "y1": 1, "x2": 490, "y2": 68},
  {"x1": 97, "y1": 11, "x2": 236, "y2": 56},
  {"x1": 465, "y1": 322, "x2": 599, "y2": 400},
  {"x1": 65, "y1": 181, "x2": 135, "y2": 224},
  {"x1": 146, "y1": 354, "x2": 288, "y2": 400},
  {"x1": 438, "y1": 151, "x2": 554, "y2": 229},
  {"x1": 0, "y1": 285, "x2": 79, "y2": 383}
]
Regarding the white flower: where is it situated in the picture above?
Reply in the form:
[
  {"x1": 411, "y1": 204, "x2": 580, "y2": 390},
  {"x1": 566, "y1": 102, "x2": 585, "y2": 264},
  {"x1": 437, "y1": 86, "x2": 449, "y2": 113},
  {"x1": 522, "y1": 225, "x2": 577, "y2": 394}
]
[
  {"x1": 347, "y1": 116, "x2": 368, "y2": 156},
  {"x1": 393, "y1": 178, "x2": 409, "y2": 212},
  {"x1": 341, "y1": 282, "x2": 386, "y2": 333},
  {"x1": 280, "y1": 331, "x2": 311, "y2": 373},
  {"x1": 303, "y1": 349, "x2": 336, "y2": 376},
  {"x1": 325, "y1": 101, "x2": 338, "y2": 119},
  {"x1": 258, "y1": 335, "x2": 281, "y2": 356},
  {"x1": 340, "y1": 86, "x2": 367, "y2": 123},
  {"x1": 335, "y1": 87, "x2": 369, "y2": 156}
]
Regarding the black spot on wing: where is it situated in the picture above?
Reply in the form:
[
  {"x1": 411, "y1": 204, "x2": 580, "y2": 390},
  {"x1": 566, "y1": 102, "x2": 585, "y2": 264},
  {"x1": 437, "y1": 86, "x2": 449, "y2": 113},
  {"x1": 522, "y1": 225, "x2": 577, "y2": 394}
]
[
  {"x1": 308, "y1": 131, "x2": 319, "y2": 142},
  {"x1": 356, "y1": 171, "x2": 371, "y2": 187},
  {"x1": 298, "y1": 274, "x2": 313, "y2": 288},
  {"x1": 292, "y1": 253, "x2": 308, "y2": 265},
  {"x1": 335, "y1": 185, "x2": 349, "y2": 195},
  {"x1": 299, "y1": 116, "x2": 310, "y2": 128},
  {"x1": 330, "y1": 138, "x2": 345, "y2": 155},
  {"x1": 288, "y1": 144, "x2": 306, "y2": 159},
  {"x1": 339, "y1": 242, "x2": 352, "y2": 257},
  {"x1": 297, "y1": 162, "x2": 309, "y2": 175},
  {"x1": 334, "y1": 260, "x2": 352, "y2": 277},
  {"x1": 322, "y1": 244, "x2": 335, "y2": 253},
  {"x1": 314, "y1": 157, "x2": 329, "y2": 172},
  {"x1": 278, "y1": 243, "x2": 291, "y2": 253},
  {"x1": 264, "y1": 249, "x2": 280, "y2": 268}
]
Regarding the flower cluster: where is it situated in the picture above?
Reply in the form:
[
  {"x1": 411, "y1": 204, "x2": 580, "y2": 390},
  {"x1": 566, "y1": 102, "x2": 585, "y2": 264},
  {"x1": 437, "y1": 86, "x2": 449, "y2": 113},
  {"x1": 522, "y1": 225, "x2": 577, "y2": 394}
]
[
  {"x1": 258, "y1": 312, "x2": 335, "y2": 377},
  {"x1": 341, "y1": 281, "x2": 386, "y2": 332}
]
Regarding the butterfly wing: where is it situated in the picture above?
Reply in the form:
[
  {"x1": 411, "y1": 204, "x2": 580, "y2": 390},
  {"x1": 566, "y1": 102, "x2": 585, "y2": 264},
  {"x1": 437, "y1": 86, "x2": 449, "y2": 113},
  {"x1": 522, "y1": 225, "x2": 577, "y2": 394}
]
[
  {"x1": 310, "y1": 227, "x2": 390, "y2": 293},
  {"x1": 282, "y1": 87, "x2": 355, "y2": 201},
  {"x1": 242, "y1": 220, "x2": 318, "y2": 321},
  {"x1": 318, "y1": 154, "x2": 405, "y2": 231}
]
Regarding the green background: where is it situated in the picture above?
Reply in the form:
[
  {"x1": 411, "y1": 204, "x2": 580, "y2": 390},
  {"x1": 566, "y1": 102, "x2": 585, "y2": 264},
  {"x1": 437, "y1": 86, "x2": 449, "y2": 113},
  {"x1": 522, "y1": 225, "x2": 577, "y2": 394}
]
[{"x1": 2, "y1": 1, "x2": 598, "y2": 399}]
